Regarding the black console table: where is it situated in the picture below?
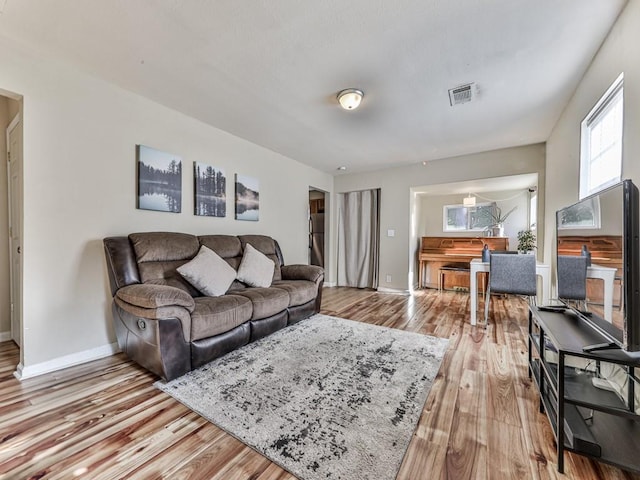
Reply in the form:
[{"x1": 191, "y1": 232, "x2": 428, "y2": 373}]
[{"x1": 528, "y1": 305, "x2": 640, "y2": 473}]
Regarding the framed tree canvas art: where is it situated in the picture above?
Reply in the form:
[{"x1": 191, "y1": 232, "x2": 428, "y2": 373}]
[
  {"x1": 235, "y1": 174, "x2": 259, "y2": 221},
  {"x1": 194, "y1": 162, "x2": 226, "y2": 217},
  {"x1": 137, "y1": 145, "x2": 182, "y2": 213}
]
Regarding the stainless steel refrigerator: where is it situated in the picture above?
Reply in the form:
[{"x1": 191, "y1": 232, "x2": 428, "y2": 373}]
[{"x1": 309, "y1": 213, "x2": 324, "y2": 267}]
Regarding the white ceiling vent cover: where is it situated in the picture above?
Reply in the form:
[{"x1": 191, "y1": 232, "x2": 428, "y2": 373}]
[{"x1": 448, "y1": 83, "x2": 476, "y2": 106}]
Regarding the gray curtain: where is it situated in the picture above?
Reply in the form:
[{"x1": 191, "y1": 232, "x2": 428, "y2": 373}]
[{"x1": 337, "y1": 189, "x2": 380, "y2": 288}]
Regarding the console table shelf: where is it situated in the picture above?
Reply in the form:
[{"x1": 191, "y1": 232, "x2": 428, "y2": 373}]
[{"x1": 528, "y1": 306, "x2": 640, "y2": 473}]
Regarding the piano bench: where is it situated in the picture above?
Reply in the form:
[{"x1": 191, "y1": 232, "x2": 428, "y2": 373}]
[
  {"x1": 438, "y1": 263, "x2": 470, "y2": 291},
  {"x1": 438, "y1": 263, "x2": 487, "y2": 293}
]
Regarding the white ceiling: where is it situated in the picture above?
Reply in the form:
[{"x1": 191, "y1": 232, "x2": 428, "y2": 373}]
[{"x1": 0, "y1": 0, "x2": 627, "y2": 174}]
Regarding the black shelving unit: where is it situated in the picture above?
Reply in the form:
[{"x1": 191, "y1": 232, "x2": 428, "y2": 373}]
[{"x1": 528, "y1": 306, "x2": 640, "y2": 473}]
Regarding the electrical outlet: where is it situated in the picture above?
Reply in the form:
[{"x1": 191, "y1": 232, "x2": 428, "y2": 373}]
[
  {"x1": 385, "y1": 274, "x2": 392, "y2": 283},
  {"x1": 387, "y1": 229, "x2": 395, "y2": 237}
]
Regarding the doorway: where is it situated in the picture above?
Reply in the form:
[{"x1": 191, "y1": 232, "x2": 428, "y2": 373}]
[
  {"x1": 309, "y1": 189, "x2": 326, "y2": 268},
  {"x1": 6, "y1": 113, "x2": 22, "y2": 347},
  {"x1": 1, "y1": 91, "x2": 23, "y2": 350}
]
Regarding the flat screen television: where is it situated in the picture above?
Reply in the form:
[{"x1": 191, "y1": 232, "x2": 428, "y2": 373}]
[{"x1": 556, "y1": 179, "x2": 640, "y2": 352}]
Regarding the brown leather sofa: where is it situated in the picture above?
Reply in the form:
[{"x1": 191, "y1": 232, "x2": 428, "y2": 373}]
[{"x1": 103, "y1": 232, "x2": 324, "y2": 381}]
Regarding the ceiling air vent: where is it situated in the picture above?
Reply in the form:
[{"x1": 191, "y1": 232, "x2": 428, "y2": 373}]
[{"x1": 448, "y1": 83, "x2": 475, "y2": 106}]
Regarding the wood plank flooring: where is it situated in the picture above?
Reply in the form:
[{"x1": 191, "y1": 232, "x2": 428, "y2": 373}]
[{"x1": 1, "y1": 287, "x2": 638, "y2": 479}]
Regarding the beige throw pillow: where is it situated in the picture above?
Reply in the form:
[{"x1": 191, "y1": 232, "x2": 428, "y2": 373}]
[
  {"x1": 237, "y1": 243, "x2": 275, "y2": 288},
  {"x1": 177, "y1": 245, "x2": 236, "y2": 297}
]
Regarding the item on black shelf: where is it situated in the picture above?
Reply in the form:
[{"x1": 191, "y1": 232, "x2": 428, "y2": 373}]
[{"x1": 538, "y1": 305, "x2": 567, "y2": 313}]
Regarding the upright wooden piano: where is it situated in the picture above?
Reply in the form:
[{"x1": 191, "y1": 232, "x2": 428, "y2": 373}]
[
  {"x1": 557, "y1": 235, "x2": 623, "y2": 309},
  {"x1": 418, "y1": 236, "x2": 509, "y2": 289}
]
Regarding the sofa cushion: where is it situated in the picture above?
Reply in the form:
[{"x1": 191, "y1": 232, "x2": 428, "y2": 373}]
[
  {"x1": 191, "y1": 295, "x2": 253, "y2": 341},
  {"x1": 227, "y1": 280, "x2": 247, "y2": 292},
  {"x1": 239, "y1": 235, "x2": 282, "y2": 281},
  {"x1": 198, "y1": 235, "x2": 243, "y2": 270},
  {"x1": 237, "y1": 243, "x2": 275, "y2": 288},
  {"x1": 130, "y1": 232, "x2": 201, "y2": 295},
  {"x1": 141, "y1": 265, "x2": 200, "y2": 296},
  {"x1": 177, "y1": 246, "x2": 237, "y2": 297},
  {"x1": 272, "y1": 280, "x2": 317, "y2": 307},
  {"x1": 130, "y1": 232, "x2": 199, "y2": 262},
  {"x1": 234, "y1": 287, "x2": 290, "y2": 320}
]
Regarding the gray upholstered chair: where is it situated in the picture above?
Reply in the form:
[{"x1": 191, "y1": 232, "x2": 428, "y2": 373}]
[
  {"x1": 484, "y1": 253, "x2": 537, "y2": 327},
  {"x1": 557, "y1": 255, "x2": 588, "y2": 310}
]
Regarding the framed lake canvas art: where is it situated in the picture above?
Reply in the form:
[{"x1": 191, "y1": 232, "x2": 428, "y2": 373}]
[
  {"x1": 194, "y1": 162, "x2": 226, "y2": 217},
  {"x1": 235, "y1": 174, "x2": 259, "y2": 221},
  {"x1": 137, "y1": 145, "x2": 182, "y2": 213}
]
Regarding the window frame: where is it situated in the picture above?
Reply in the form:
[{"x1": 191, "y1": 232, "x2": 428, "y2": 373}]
[
  {"x1": 529, "y1": 190, "x2": 537, "y2": 231},
  {"x1": 579, "y1": 73, "x2": 624, "y2": 200},
  {"x1": 442, "y1": 202, "x2": 495, "y2": 233}
]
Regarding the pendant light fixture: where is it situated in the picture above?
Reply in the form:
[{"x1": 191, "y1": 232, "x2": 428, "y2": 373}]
[{"x1": 463, "y1": 193, "x2": 476, "y2": 207}]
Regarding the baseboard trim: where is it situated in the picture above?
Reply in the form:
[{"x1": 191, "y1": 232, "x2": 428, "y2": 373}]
[
  {"x1": 14, "y1": 342, "x2": 121, "y2": 381},
  {"x1": 323, "y1": 281, "x2": 337, "y2": 287},
  {"x1": 376, "y1": 287, "x2": 410, "y2": 296},
  {"x1": 0, "y1": 331, "x2": 11, "y2": 342}
]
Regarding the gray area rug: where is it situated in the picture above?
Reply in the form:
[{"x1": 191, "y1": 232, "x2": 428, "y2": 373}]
[{"x1": 156, "y1": 314, "x2": 449, "y2": 480}]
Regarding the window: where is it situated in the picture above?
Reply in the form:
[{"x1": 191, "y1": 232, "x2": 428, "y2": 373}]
[
  {"x1": 580, "y1": 73, "x2": 624, "y2": 199},
  {"x1": 529, "y1": 191, "x2": 537, "y2": 230},
  {"x1": 443, "y1": 202, "x2": 494, "y2": 232},
  {"x1": 558, "y1": 196, "x2": 601, "y2": 230}
]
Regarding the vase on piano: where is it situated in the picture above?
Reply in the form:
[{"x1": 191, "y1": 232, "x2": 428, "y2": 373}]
[{"x1": 490, "y1": 223, "x2": 504, "y2": 237}]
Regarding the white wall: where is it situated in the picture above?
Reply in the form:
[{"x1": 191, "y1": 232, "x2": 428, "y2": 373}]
[
  {"x1": 416, "y1": 189, "x2": 531, "y2": 250},
  {"x1": 0, "y1": 36, "x2": 333, "y2": 375},
  {"x1": 545, "y1": 1, "x2": 640, "y2": 263},
  {"x1": 334, "y1": 143, "x2": 545, "y2": 291}
]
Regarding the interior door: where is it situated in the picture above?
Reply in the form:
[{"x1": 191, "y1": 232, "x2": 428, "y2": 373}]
[{"x1": 7, "y1": 115, "x2": 22, "y2": 347}]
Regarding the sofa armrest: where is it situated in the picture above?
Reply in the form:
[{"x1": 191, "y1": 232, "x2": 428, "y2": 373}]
[
  {"x1": 116, "y1": 284, "x2": 195, "y2": 312},
  {"x1": 281, "y1": 265, "x2": 324, "y2": 283},
  {"x1": 111, "y1": 301, "x2": 191, "y2": 380},
  {"x1": 114, "y1": 296, "x2": 192, "y2": 344}
]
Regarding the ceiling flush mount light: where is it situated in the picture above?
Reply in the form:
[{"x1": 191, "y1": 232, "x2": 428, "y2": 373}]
[
  {"x1": 337, "y1": 89, "x2": 364, "y2": 110},
  {"x1": 463, "y1": 194, "x2": 476, "y2": 207}
]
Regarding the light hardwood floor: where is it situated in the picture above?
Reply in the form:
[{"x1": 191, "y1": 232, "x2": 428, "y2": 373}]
[{"x1": 0, "y1": 287, "x2": 638, "y2": 479}]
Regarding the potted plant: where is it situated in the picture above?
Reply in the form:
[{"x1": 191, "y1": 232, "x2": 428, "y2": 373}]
[
  {"x1": 484, "y1": 206, "x2": 517, "y2": 237},
  {"x1": 517, "y1": 229, "x2": 536, "y2": 253}
]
